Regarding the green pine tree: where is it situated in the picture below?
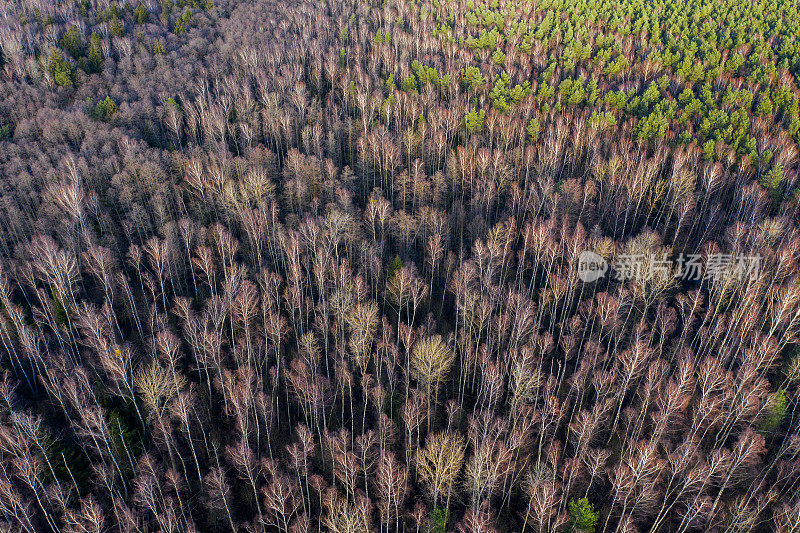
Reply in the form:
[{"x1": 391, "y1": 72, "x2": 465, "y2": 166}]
[
  {"x1": 760, "y1": 164, "x2": 784, "y2": 203},
  {"x1": 464, "y1": 108, "x2": 485, "y2": 134},
  {"x1": 527, "y1": 117, "x2": 540, "y2": 141},
  {"x1": 87, "y1": 33, "x2": 104, "y2": 73},
  {"x1": 92, "y1": 96, "x2": 119, "y2": 121},
  {"x1": 110, "y1": 14, "x2": 125, "y2": 37},
  {"x1": 133, "y1": 3, "x2": 150, "y2": 24},
  {"x1": 59, "y1": 25, "x2": 83, "y2": 58},
  {"x1": 568, "y1": 498, "x2": 598, "y2": 533},
  {"x1": 760, "y1": 390, "x2": 787, "y2": 433},
  {"x1": 48, "y1": 50, "x2": 76, "y2": 87}
]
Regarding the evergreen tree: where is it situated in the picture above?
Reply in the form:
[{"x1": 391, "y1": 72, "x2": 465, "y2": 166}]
[
  {"x1": 48, "y1": 49, "x2": 75, "y2": 87},
  {"x1": 568, "y1": 498, "x2": 598, "y2": 533},
  {"x1": 87, "y1": 33, "x2": 104, "y2": 73}
]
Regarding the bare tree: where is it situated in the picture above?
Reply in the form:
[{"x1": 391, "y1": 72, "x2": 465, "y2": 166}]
[
  {"x1": 410, "y1": 335, "x2": 455, "y2": 431},
  {"x1": 416, "y1": 431, "x2": 465, "y2": 516}
]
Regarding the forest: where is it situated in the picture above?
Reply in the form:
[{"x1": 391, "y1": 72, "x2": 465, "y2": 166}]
[{"x1": 0, "y1": 0, "x2": 800, "y2": 530}]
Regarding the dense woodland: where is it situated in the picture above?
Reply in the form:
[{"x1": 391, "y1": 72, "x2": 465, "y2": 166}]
[{"x1": 1, "y1": 0, "x2": 800, "y2": 531}]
